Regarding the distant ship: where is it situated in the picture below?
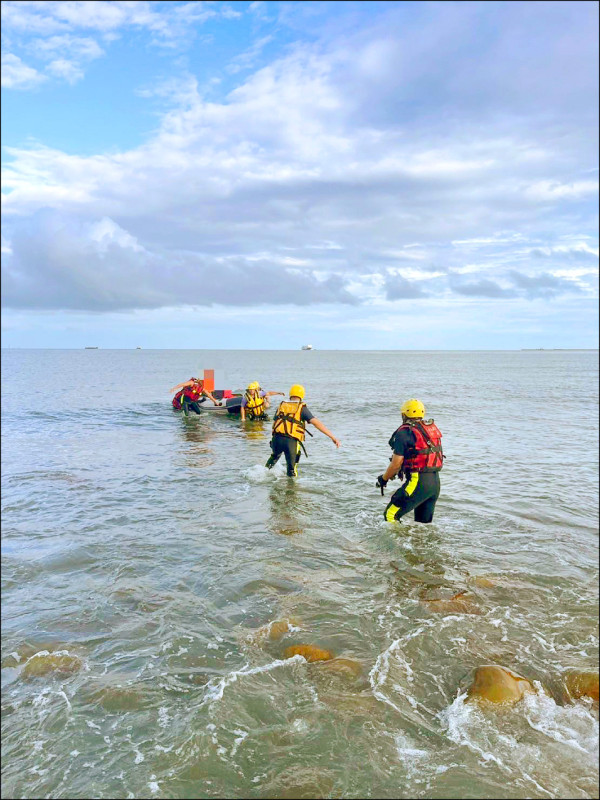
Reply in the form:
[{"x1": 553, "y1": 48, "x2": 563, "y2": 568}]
[
  {"x1": 136, "y1": 346, "x2": 142, "y2": 349},
  {"x1": 85, "y1": 346, "x2": 99, "y2": 349},
  {"x1": 301, "y1": 344, "x2": 313, "y2": 350}
]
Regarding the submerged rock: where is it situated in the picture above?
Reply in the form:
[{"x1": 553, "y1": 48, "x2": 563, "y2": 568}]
[
  {"x1": 318, "y1": 658, "x2": 363, "y2": 678},
  {"x1": 466, "y1": 664, "x2": 534, "y2": 705},
  {"x1": 422, "y1": 590, "x2": 482, "y2": 615},
  {"x1": 468, "y1": 576, "x2": 496, "y2": 589},
  {"x1": 250, "y1": 618, "x2": 301, "y2": 644},
  {"x1": 2, "y1": 641, "x2": 64, "y2": 668},
  {"x1": 390, "y1": 561, "x2": 452, "y2": 588},
  {"x1": 21, "y1": 651, "x2": 82, "y2": 679},
  {"x1": 89, "y1": 686, "x2": 145, "y2": 712},
  {"x1": 564, "y1": 671, "x2": 599, "y2": 702},
  {"x1": 284, "y1": 644, "x2": 334, "y2": 662}
]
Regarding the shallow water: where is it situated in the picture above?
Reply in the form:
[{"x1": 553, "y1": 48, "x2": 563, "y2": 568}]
[{"x1": 1, "y1": 349, "x2": 598, "y2": 799}]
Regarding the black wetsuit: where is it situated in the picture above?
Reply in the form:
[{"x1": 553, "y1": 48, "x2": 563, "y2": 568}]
[
  {"x1": 384, "y1": 426, "x2": 441, "y2": 523},
  {"x1": 181, "y1": 396, "x2": 206, "y2": 415},
  {"x1": 265, "y1": 405, "x2": 314, "y2": 477}
]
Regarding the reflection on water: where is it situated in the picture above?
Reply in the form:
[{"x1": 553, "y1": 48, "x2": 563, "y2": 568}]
[
  {"x1": 177, "y1": 415, "x2": 216, "y2": 468},
  {"x1": 242, "y1": 419, "x2": 268, "y2": 440},
  {"x1": 268, "y1": 480, "x2": 305, "y2": 536}
]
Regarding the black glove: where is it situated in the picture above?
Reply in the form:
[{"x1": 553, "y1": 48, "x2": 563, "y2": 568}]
[{"x1": 376, "y1": 475, "x2": 388, "y2": 495}]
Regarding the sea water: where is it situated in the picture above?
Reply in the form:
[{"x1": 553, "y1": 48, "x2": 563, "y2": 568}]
[{"x1": 1, "y1": 349, "x2": 598, "y2": 799}]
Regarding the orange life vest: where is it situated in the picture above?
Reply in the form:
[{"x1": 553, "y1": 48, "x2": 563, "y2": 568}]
[{"x1": 272, "y1": 400, "x2": 306, "y2": 441}]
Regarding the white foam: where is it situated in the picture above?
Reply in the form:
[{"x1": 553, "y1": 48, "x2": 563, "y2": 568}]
[
  {"x1": 243, "y1": 464, "x2": 279, "y2": 482},
  {"x1": 394, "y1": 733, "x2": 429, "y2": 779},
  {"x1": 158, "y1": 706, "x2": 170, "y2": 729},
  {"x1": 369, "y1": 640, "x2": 405, "y2": 716},
  {"x1": 438, "y1": 693, "x2": 506, "y2": 768},
  {"x1": 292, "y1": 718, "x2": 310, "y2": 734},
  {"x1": 201, "y1": 655, "x2": 304, "y2": 708},
  {"x1": 523, "y1": 688, "x2": 599, "y2": 758},
  {"x1": 230, "y1": 729, "x2": 248, "y2": 757}
]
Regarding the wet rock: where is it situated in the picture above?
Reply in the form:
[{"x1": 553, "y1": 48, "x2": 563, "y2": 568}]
[
  {"x1": 90, "y1": 686, "x2": 144, "y2": 713},
  {"x1": 21, "y1": 651, "x2": 82, "y2": 679},
  {"x1": 564, "y1": 671, "x2": 599, "y2": 702},
  {"x1": 1, "y1": 653, "x2": 22, "y2": 669},
  {"x1": 269, "y1": 620, "x2": 294, "y2": 640},
  {"x1": 318, "y1": 658, "x2": 363, "y2": 678},
  {"x1": 390, "y1": 561, "x2": 452, "y2": 588},
  {"x1": 468, "y1": 576, "x2": 496, "y2": 589},
  {"x1": 284, "y1": 644, "x2": 334, "y2": 662},
  {"x1": 466, "y1": 665, "x2": 534, "y2": 705},
  {"x1": 2, "y1": 641, "x2": 64, "y2": 668},
  {"x1": 422, "y1": 590, "x2": 482, "y2": 615},
  {"x1": 250, "y1": 618, "x2": 302, "y2": 644}
]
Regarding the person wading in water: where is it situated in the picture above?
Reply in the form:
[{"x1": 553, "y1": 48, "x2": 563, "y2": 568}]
[
  {"x1": 265, "y1": 384, "x2": 340, "y2": 477},
  {"x1": 170, "y1": 377, "x2": 222, "y2": 415},
  {"x1": 376, "y1": 398, "x2": 444, "y2": 522}
]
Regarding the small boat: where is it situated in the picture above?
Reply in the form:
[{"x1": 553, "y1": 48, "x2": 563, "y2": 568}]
[
  {"x1": 85, "y1": 346, "x2": 99, "y2": 349},
  {"x1": 194, "y1": 393, "x2": 243, "y2": 415},
  {"x1": 301, "y1": 344, "x2": 313, "y2": 350},
  {"x1": 178, "y1": 369, "x2": 244, "y2": 416}
]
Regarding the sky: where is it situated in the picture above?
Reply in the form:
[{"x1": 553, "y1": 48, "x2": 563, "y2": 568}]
[{"x1": 1, "y1": 0, "x2": 598, "y2": 349}]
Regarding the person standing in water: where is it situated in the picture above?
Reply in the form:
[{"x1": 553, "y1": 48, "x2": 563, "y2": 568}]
[
  {"x1": 377, "y1": 399, "x2": 444, "y2": 522},
  {"x1": 265, "y1": 384, "x2": 340, "y2": 477},
  {"x1": 240, "y1": 382, "x2": 285, "y2": 422},
  {"x1": 169, "y1": 377, "x2": 222, "y2": 415}
]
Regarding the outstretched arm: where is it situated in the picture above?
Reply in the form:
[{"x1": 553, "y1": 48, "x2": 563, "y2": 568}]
[
  {"x1": 265, "y1": 391, "x2": 285, "y2": 397},
  {"x1": 204, "y1": 390, "x2": 222, "y2": 406},
  {"x1": 309, "y1": 417, "x2": 340, "y2": 448},
  {"x1": 240, "y1": 405, "x2": 246, "y2": 421},
  {"x1": 169, "y1": 380, "x2": 193, "y2": 394}
]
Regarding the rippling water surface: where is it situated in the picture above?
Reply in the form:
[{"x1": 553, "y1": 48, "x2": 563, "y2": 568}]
[{"x1": 2, "y1": 349, "x2": 598, "y2": 799}]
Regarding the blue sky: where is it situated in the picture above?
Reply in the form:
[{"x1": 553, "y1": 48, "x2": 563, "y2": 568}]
[{"x1": 1, "y1": 0, "x2": 598, "y2": 349}]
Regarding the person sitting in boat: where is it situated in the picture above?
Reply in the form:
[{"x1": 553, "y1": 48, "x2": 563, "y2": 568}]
[
  {"x1": 240, "y1": 382, "x2": 285, "y2": 422},
  {"x1": 170, "y1": 377, "x2": 222, "y2": 416}
]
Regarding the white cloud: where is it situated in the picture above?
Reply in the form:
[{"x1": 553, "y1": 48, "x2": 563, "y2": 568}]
[
  {"x1": 248, "y1": 1, "x2": 268, "y2": 17},
  {"x1": 1, "y1": 52, "x2": 45, "y2": 89},
  {"x1": 46, "y1": 57, "x2": 84, "y2": 83},
  {"x1": 0, "y1": 0, "x2": 239, "y2": 86},
  {"x1": 227, "y1": 34, "x2": 274, "y2": 75},
  {"x1": 525, "y1": 179, "x2": 599, "y2": 201},
  {"x1": 27, "y1": 34, "x2": 104, "y2": 61},
  {"x1": 1, "y1": 1, "x2": 598, "y2": 320}
]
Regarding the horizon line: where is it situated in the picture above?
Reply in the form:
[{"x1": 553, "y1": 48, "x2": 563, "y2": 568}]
[{"x1": 2, "y1": 347, "x2": 598, "y2": 352}]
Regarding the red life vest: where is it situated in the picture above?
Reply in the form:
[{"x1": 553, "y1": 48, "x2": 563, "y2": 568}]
[
  {"x1": 172, "y1": 378, "x2": 204, "y2": 409},
  {"x1": 390, "y1": 419, "x2": 444, "y2": 473}
]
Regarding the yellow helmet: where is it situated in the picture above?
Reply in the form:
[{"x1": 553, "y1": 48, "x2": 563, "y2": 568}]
[
  {"x1": 401, "y1": 398, "x2": 425, "y2": 418},
  {"x1": 289, "y1": 384, "x2": 305, "y2": 400},
  {"x1": 247, "y1": 381, "x2": 260, "y2": 391}
]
